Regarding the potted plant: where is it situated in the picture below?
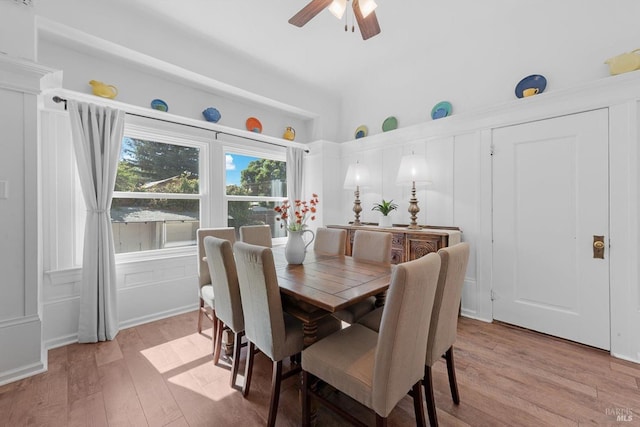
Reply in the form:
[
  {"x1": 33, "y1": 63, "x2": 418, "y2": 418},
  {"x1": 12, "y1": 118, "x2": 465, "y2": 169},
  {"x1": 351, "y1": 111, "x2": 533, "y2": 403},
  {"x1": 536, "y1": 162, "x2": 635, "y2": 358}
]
[{"x1": 372, "y1": 199, "x2": 398, "y2": 228}]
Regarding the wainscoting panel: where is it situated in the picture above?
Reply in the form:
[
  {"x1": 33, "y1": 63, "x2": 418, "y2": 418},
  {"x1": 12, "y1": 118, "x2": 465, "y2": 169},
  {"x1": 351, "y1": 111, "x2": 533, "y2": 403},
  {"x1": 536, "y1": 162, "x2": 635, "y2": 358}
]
[{"x1": 43, "y1": 254, "x2": 198, "y2": 349}]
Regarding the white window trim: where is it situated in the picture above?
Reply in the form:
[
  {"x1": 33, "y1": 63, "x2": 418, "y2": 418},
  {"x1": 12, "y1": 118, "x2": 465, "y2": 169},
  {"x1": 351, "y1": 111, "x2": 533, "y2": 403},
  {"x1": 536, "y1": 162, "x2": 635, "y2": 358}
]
[
  {"x1": 112, "y1": 119, "x2": 210, "y2": 260},
  {"x1": 223, "y1": 145, "x2": 288, "y2": 245}
]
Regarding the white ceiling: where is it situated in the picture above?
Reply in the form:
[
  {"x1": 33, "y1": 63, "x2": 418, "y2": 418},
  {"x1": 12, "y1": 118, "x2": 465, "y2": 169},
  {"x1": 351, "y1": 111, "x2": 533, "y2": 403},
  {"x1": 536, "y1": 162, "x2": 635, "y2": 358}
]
[{"x1": 115, "y1": 0, "x2": 425, "y2": 95}]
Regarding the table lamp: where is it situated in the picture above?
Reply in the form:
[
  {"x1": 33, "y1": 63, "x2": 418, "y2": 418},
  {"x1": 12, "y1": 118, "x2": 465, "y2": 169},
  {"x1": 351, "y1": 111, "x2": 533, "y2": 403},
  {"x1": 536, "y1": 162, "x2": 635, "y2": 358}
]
[
  {"x1": 343, "y1": 161, "x2": 370, "y2": 226},
  {"x1": 396, "y1": 152, "x2": 430, "y2": 229}
]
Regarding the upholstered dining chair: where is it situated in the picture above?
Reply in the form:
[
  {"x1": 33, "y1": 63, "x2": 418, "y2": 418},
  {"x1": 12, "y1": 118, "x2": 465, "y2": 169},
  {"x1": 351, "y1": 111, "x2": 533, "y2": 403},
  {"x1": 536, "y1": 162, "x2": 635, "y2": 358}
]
[
  {"x1": 196, "y1": 227, "x2": 236, "y2": 351},
  {"x1": 313, "y1": 227, "x2": 347, "y2": 255},
  {"x1": 233, "y1": 242, "x2": 342, "y2": 427},
  {"x1": 239, "y1": 224, "x2": 272, "y2": 247},
  {"x1": 333, "y1": 229, "x2": 392, "y2": 323},
  {"x1": 357, "y1": 242, "x2": 471, "y2": 427},
  {"x1": 301, "y1": 251, "x2": 442, "y2": 427},
  {"x1": 203, "y1": 235, "x2": 244, "y2": 388}
]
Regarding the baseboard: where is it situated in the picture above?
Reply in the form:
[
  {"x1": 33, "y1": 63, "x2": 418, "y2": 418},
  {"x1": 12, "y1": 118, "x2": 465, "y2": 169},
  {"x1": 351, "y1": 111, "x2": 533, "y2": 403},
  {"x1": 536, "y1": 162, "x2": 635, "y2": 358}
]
[
  {"x1": 460, "y1": 311, "x2": 492, "y2": 323},
  {"x1": 118, "y1": 303, "x2": 198, "y2": 330},
  {"x1": 0, "y1": 360, "x2": 46, "y2": 387},
  {"x1": 44, "y1": 333, "x2": 78, "y2": 350}
]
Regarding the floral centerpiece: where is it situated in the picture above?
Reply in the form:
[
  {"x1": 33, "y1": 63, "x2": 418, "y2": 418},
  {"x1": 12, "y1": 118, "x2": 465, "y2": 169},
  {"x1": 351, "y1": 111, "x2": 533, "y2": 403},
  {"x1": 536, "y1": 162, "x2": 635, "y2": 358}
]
[{"x1": 274, "y1": 193, "x2": 319, "y2": 231}]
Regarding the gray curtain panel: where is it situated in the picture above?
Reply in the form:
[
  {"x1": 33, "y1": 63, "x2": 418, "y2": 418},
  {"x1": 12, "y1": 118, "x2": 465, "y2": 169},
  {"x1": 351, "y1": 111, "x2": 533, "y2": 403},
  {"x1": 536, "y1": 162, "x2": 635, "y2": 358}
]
[
  {"x1": 286, "y1": 147, "x2": 304, "y2": 202},
  {"x1": 68, "y1": 100, "x2": 125, "y2": 343}
]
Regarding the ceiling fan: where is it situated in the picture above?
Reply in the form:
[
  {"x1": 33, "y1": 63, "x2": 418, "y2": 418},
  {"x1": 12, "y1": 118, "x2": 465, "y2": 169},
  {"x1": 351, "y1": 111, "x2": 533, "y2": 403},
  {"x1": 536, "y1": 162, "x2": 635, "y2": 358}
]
[{"x1": 288, "y1": 0, "x2": 381, "y2": 41}]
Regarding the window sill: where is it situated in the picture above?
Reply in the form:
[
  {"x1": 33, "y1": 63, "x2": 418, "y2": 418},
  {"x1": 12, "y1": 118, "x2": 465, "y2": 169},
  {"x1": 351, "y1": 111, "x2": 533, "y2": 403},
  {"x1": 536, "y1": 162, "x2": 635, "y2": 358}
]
[{"x1": 115, "y1": 246, "x2": 196, "y2": 264}]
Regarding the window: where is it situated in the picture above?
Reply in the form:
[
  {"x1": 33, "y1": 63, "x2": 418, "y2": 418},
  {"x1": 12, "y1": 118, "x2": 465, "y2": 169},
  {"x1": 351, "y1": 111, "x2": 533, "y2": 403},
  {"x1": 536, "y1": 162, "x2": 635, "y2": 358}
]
[
  {"x1": 224, "y1": 150, "x2": 287, "y2": 239},
  {"x1": 111, "y1": 128, "x2": 207, "y2": 254}
]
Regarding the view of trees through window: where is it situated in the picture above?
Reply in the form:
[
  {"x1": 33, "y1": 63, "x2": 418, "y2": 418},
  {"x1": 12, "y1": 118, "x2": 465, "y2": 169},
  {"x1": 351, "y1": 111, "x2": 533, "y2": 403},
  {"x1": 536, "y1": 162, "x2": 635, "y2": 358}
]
[
  {"x1": 225, "y1": 152, "x2": 286, "y2": 237},
  {"x1": 111, "y1": 138, "x2": 201, "y2": 254}
]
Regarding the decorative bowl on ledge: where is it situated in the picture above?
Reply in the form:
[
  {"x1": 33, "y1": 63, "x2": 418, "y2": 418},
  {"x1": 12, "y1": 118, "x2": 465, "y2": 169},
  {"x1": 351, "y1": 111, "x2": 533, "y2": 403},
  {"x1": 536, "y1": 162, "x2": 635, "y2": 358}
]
[{"x1": 202, "y1": 107, "x2": 221, "y2": 122}]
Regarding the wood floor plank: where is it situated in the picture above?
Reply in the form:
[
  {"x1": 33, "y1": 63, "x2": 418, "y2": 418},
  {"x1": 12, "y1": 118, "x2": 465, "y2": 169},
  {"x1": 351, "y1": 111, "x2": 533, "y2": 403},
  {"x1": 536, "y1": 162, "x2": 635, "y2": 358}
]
[
  {"x1": 94, "y1": 338, "x2": 123, "y2": 367},
  {"x1": 68, "y1": 391, "x2": 108, "y2": 427},
  {"x1": 67, "y1": 343, "x2": 101, "y2": 406},
  {"x1": 98, "y1": 358, "x2": 148, "y2": 426},
  {"x1": 117, "y1": 327, "x2": 183, "y2": 426},
  {"x1": 2, "y1": 311, "x2": 640, "y2": 427}
]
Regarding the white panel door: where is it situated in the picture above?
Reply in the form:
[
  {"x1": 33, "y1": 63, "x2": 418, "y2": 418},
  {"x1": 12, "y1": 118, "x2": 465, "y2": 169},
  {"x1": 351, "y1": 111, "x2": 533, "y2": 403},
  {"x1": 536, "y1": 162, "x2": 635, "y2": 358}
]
[{"x1": 492, "y1": 109, "x2": 610, "y2": 350}]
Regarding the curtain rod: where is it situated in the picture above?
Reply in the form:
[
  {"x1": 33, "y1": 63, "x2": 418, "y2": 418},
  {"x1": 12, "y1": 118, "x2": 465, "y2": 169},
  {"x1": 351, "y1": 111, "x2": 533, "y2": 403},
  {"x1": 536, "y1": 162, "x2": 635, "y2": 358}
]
[{"x1": 52, "y1": 96, "x2": 310, "y2": 153}]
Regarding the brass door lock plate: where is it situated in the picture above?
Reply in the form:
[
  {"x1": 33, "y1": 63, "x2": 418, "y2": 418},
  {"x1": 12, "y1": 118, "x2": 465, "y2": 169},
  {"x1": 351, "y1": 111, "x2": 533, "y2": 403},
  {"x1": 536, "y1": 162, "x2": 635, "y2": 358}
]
[{"x1": 593, "y1": 235, "x2": 605, "y2": 259}]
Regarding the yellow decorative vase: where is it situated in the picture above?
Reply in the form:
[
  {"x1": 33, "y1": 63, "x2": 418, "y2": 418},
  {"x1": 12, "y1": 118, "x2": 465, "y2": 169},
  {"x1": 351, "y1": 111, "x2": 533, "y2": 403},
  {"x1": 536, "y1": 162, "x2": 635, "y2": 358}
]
[
  {"x1": 89, "y1": 80, "x2": 118, "y2": 99},
  {"x1": 283, "y1": 127, "x2": 296, "y2": 141}
]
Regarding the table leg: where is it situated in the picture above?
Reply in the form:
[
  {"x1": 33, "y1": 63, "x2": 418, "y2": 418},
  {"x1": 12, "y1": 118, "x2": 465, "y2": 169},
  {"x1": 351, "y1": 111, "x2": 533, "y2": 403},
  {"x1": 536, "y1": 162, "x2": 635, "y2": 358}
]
[
  {"x1": 301, "y1": 320, "x2": 319, "y2": 425},
  {"x1": 374, "y1": 290, "x2": 387, "y2": 308},
  {"x1": 302, "y1": 320, "x2": 318, "y2": 348}
]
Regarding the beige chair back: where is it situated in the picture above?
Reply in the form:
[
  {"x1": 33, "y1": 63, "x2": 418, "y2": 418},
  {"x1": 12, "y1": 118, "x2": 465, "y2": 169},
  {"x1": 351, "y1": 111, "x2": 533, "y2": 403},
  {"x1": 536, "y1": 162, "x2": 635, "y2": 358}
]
[
  {"x1": 372, "y1": 252, "x2": 441, "y2": 416},
  {"x1": 352, "y1": 230, "x2": 392, "y2": 264},
  {"x1": 239, "y1": 224, "x2": 273, "y2": 248},
  {"x1": 234, "y1": 242, "x2": 286, "y2": 361},
  {"x1": 314, "y1": 227, "x2": 347, "y2": 255},
  {"x1": 197, "y1": 227, "x2": 236, "y2": 287},
  {"x1": 203, "y1": 236, "x2": 244, "y2": 333},
  {"x1": 425, "y1": 242, "x2": 470, "y2": 366}
]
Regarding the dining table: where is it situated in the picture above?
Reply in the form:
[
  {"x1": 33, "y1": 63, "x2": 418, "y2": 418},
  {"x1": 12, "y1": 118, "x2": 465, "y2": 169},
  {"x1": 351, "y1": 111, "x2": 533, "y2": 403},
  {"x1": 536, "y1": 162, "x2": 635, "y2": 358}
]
[{"x1": 271, "y1": 246, "x2": 393, "y2": 347}]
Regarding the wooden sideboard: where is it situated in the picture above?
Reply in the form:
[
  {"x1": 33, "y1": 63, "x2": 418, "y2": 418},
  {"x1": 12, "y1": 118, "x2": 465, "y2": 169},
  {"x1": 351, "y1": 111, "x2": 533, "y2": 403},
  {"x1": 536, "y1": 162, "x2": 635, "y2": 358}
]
[{"x1": 327, "y1": 224, "x2": 462, "y2": 264}]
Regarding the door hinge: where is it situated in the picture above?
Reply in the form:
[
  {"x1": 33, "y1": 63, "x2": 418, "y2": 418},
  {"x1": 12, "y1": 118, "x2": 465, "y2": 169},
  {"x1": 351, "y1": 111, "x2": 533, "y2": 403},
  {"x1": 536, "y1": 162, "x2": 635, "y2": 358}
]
[
  {"x1": 490, "y1": 145, "x2": 495, "y2": 156},
  {"x1": 490, "y1": 290, "x2": 496, "y2": 301}
]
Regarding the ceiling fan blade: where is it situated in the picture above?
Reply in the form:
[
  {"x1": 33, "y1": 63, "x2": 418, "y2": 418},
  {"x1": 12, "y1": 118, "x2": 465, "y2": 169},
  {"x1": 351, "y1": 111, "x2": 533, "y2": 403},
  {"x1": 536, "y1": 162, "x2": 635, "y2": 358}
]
[
  {"x1": 288, "y1": 0, "x2": 334, "y2": 27},
  {"x1": 352, "y1": 0, "x2": 381, "y2": 40}
]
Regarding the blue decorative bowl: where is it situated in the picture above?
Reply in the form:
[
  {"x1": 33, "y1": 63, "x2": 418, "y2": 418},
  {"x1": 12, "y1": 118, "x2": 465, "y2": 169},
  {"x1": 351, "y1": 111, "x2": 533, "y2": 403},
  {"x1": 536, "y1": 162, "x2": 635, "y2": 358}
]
[
  {"x1": 150, "y1": 99, "x2": 168, "y2": 112},
  {"x1": 202, "y1": 107, "x2": 221, "y2": 123}
]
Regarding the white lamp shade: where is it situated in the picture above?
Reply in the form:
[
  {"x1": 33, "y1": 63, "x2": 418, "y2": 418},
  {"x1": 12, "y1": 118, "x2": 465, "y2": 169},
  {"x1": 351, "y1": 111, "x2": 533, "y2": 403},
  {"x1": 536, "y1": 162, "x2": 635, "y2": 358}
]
[
  {"x1": 358, "y1": 0, "x2": 378, "y2": 18},
  {"x1": 328, "y1": 0, "x2": 347, "y2": 19},
  {"x1": 343, "y1": 162, "x2": 371, "y2": 189},
  {"x1": 396, "y1": 153, "x2": 430, "y2": 184}
]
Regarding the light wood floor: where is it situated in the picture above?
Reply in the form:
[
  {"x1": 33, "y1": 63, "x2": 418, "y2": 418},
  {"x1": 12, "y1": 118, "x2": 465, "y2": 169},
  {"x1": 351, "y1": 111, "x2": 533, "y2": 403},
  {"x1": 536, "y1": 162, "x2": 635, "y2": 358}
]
[{"x1": 1, "y1": 312, "x2": 639, "y2": 426}]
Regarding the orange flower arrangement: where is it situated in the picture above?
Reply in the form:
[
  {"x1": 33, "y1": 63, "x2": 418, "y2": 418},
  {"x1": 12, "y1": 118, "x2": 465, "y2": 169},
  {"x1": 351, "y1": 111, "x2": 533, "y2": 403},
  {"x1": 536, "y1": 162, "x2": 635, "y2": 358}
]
[{"x1": 274, "y1": 193, "x2": 319, "y2": 231}]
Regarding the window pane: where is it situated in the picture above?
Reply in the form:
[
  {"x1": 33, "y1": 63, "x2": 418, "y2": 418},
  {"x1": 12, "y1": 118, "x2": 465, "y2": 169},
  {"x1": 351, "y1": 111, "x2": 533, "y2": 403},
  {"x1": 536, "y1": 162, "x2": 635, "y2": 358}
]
[
  {"x1": 111, "y1": 199, "x2": 199, "y2": 253},
  {"x1": 228, "y1": 201, "x2": 286, "y2": 238},
  {"x1": 225, "y1": 153, "x2": 286, "y2": 197},
  {"x1": 117, "y1": 138, "x2": 200, "y2": 194}
]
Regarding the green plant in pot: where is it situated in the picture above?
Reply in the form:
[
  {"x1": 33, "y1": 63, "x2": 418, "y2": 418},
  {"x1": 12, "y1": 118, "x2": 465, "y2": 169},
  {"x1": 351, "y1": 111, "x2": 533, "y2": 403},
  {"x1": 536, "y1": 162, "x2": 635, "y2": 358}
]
[{"x1": 372, "y1": 199, "x2": 398, "y2": 228}]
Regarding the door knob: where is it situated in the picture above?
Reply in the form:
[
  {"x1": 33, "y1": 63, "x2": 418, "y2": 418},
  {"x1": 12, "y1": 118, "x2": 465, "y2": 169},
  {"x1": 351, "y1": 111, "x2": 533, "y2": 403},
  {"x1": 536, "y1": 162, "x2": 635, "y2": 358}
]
[{"x1": 593, "y1": 235, "x2": 605, "y2": 259}]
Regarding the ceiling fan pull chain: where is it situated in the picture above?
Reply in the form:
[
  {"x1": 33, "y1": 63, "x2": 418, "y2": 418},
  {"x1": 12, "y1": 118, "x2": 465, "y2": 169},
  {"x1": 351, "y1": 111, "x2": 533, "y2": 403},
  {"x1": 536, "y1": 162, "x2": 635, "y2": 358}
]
[
  {"x1": 351, "y1": 3, "x2": 355, "y2": 32},
  {"x1": 344, "y1": 1, "x2": 348, "y2": 31}
]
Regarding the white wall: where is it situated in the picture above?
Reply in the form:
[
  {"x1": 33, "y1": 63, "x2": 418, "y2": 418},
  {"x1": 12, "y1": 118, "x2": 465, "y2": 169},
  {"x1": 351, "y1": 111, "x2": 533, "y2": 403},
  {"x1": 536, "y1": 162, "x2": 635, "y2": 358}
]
[
  {"x1": 37, "y1": 39, "x2": 313, "y2": 143},
  {"x1": 337, "y1": 0, "x2": 640, "y2": 141},
  {"x1": 0, "y1": 2, "x2": 35, "y2": 61},
  {"x1": 328, "y1": 71, "x2": 640, "y2": 363},
  {"x1": 34, "y1": 0, "x2": 341, "y2": 141}
]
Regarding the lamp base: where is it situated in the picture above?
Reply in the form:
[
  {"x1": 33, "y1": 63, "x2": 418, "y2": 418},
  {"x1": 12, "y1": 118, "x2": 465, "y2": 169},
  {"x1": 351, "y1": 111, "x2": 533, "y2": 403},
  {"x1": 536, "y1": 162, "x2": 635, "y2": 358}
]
[
  {"x1": 407, "y1": 181, "x2": 421, "y2": 229},
  {"x1": 352, "y1": 186, "x2": 363, "y2": 226}
]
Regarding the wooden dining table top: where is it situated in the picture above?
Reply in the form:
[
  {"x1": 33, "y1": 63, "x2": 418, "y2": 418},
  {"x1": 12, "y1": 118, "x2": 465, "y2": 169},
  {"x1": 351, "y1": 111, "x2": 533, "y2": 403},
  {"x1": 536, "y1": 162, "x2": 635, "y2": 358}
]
[{"x1": 271, "y1": 246, "x2": 393, "y2": 316}]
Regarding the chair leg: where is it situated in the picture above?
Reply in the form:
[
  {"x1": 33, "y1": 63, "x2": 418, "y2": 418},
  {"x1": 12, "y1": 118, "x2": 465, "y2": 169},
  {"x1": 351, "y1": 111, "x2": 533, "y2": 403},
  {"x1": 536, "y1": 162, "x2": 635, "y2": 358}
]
[
  {"x1": 445, "y1": 346, "x2": 460, "y2": 404},
  {"x1": 412, "y1": 381, "x2": 427, "y2": 427},
  {"x1": 213, "y1": 319, "x2": 224, "y2": 364},
  {"x1": 230, "y1": 331, "x2": 244, "y2": 388},
  {"x1": 424, "y1": 365, "x2": 438, "y2": 427},
  {"x1": 375, "y1": 414, "x2": 388, "y2": 427},
  {"x1": 197, "y1": 298, "x2": 204, "y2": 333},
  {"x1": 242, "y1": 341, "x2": 255, "y2": 397},
  {"x1": 267, "y1": 360, "x2": 283, "y2": 427},
  {"x1": 302, "y1": 370, "x2": 311, "y2": 427}
]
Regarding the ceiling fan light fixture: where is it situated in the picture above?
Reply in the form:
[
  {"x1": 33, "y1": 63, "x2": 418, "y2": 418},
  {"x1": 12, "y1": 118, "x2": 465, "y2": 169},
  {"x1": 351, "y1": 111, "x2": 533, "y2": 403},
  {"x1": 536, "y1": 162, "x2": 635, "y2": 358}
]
[
  {"x1": 358, "y1": 0, "x2": 377, "y2": 18},
  {"x1": 328, "y1": 0, "x2": 347, "y2": 19}
]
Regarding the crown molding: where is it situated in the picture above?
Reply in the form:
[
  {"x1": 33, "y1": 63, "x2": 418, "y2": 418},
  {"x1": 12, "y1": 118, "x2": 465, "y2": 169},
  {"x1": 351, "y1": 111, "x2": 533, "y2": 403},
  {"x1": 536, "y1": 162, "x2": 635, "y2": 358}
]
[{"x1": 0, "y1": 54, "x2": 57, "y2": 94}]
